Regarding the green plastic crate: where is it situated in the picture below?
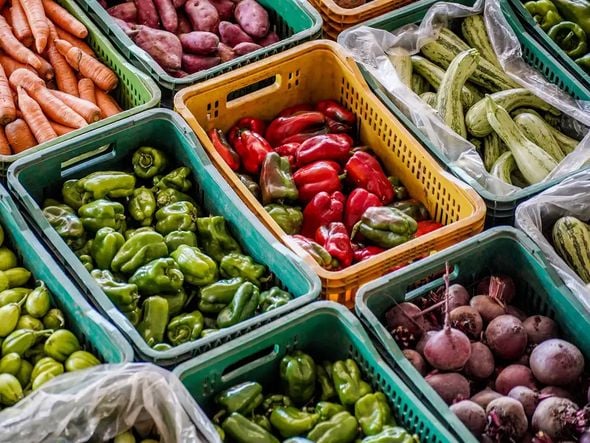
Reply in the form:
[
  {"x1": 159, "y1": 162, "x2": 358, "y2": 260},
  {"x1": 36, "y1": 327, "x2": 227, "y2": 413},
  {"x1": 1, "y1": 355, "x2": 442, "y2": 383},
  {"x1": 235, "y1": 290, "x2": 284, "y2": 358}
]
[
  {"x1": 0, "y1": 0, "x2": 160, "y2": 179},
  {"x1": 340, "y1": 0, "x2": 590, "y2": 227},
  {"x1": 174, "y1": 301, "x2": 458, "y2": 443},
  {"x1": 7, "y1": 109, "x2": 321, "y2": 368},
  {"x1": 355, "y1": 227, "x2": 589, "y2": 442},
  {"x1": 75, "y1": 0, "x2": 322, "y2": 104}
]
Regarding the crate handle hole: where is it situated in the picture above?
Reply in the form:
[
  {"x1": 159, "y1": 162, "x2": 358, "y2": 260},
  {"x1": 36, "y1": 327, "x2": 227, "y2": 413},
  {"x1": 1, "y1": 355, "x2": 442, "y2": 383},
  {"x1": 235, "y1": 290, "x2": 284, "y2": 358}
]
[
  {"x1": 221, "y1": 345, "x2": 280, "y2": 383},
  {"x1": 61, "y1": 143, "x2": 115, "y2": 178},
  {"x1": 404, "y1": 264, "x2": 460, "y2": 301},
  {"x1": 226, "y1": 75, "x2": 281, "y2": 109}
]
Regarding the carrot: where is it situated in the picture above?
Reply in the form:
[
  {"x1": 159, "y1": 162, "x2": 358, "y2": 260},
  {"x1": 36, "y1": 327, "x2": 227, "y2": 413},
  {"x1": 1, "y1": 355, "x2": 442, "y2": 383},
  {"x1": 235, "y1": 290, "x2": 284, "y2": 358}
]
[
  {"x1": 0, "y1": 17, "x2": 42, "y2": 70},
  {"x1": 20, "y1": 0, "x2": 49, "y2": 54},
  {"x1": 0, "y1": 64, "x2": 16, "y2": 126},
  {"x1": 47, "y1": 22, "x2": 77, "y2": 96},
  {"x1": 5, "y1": 118, "x2": 37, "y2": 153},
  {"x1": 0, "y1": 0, "x2": 6, "y2": 10},
  {"x1": 42, "y1": 0, "x2": 87, "y2": 39},
  {"x1": 0, "y1": 127, "x2": 11, "y2": 155},
  {"x1": 2, "y1": 6, "x2": 12, "y2": 26},
  {"x1": 55, "y1": 25, "x2": 94, "y2": 57},
  {"x1": 50, "y1": 90, "x2": 101, "y2": 123},
  {"x1": 33, "y1": 54, "x2": 54, "y2": 81},
  {"x1": 49, "y1": 120, "x2": 74, "y2": 136},
  {"x1": 10, "y1": 69, "x2": 87, "y2": 129},
  {"x1": 17, "y1": 87, "x2": 56, "y2": 143},
  {"x1": 95, "y1": 88, "x2": 122, "y2": 118},
  {"x1": 0, "y1": 54, "x2": 38, "y2": 78},
  {"x1": 78, "y1": 78, "x2": 95, "y2": 104},
  {"x1": 54, "y1": 39, "x2": 118, "y2": 91},
  {"x1": 11, "y1": 0, "x2": 34, "y2": 48}
]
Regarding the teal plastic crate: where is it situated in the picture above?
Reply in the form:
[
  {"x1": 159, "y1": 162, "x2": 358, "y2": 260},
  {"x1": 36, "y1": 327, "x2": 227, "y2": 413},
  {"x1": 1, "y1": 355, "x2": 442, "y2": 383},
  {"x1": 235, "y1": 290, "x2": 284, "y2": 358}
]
[
  {"x1": 75, "y1": 0, "x2": 322, "y2": 104},
  {"x1": 355, "y1": 227, "x2": 589, "y2": 442},
  {"x1": 7, "y1": 109, "x2": 321, "y2": 368},
  {"x1": 174, "y1": 301, "x2": 458, "y2": 443},
  {"x1": 0, "y1": 0, "x2": 161, "y2": 178},
  {"x1": 341, "y1": 0, "x2": 590, "y2": 227}
]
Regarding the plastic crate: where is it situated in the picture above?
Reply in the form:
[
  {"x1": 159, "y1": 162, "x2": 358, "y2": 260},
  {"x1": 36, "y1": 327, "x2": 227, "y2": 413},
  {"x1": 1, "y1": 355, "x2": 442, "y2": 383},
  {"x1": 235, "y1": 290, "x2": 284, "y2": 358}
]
[
  {"x1": 74, "y1": 0, "x2": 322, "y2": 105},
  {"x1": 0, "y1": 0, "x2": 160, "y2": 179},
  {"x1": 342, "y1": 0, "x2": 590, "y2": 227},
  {"x1": 7, "y1": 109, "x2": 321, "y2": 368},
  {"x1": 355, "y1": 227, "x2": 589, "y2": 442},
  {"x1": 174, "y1": 301, "x2": 458, "y2": 443},
  {"x1": 174, "y1": 40, "x2": 486, "y2": 308}
]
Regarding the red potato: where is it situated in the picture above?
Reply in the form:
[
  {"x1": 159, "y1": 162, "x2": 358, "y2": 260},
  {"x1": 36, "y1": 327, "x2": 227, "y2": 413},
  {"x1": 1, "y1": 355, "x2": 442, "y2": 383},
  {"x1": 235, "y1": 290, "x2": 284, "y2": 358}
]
[
  {"x1": 179, "y1": 31, "x2": 219, "y2": 55},
  {"x1": 233, "y1": 42, "x2": 262, "y2": 56},
  {"x1": 132, "y1": 26, "x2": 182, "y2": 70},
  {"x1": 154, "y1": 0, "x2": 177, "y2": 33},
  {"x1": 182, "y1": 54, "x2": 220, "y2": 73},
  {"x1": 217, "y1": 42, "x2": 235, "y2": 62},
  {"x1": 107, "y1": 3, "x2": 138, "y2": 22},
  {"x1": 185, "y1": 0, "x2": 219, "y2": 33},
  {"x1": 218, "y1": 21, "x2": 253, "y2": 47},
  {"x1": 135, "y1": 0, "x2": 159, "y2": 28},
  {"x1": 234, "y1": 0, "x2": 269, "y2": 38},
  {"x1": 209, "y1": 0, "x2": 235, "y2": 20},
  {"x1": 257, "y1": 31, "x2": 279, "y2": 47},
  {"x1": 176, "y1": 11, "x2": 192, "y2": 35}
]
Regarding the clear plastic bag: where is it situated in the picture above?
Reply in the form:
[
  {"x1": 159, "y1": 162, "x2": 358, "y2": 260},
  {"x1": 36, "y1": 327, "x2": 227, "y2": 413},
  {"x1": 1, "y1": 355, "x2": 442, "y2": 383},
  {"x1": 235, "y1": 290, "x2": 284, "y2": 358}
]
[
  {"x1": 337, "y1": 0, "x2": 590, "y2": 197},
  {"x1": 0, "y1": 363, "x2": 219, "y2": 443},
  {"x1": 515, "y1": 170, "x2": 590, "y2": 311}
]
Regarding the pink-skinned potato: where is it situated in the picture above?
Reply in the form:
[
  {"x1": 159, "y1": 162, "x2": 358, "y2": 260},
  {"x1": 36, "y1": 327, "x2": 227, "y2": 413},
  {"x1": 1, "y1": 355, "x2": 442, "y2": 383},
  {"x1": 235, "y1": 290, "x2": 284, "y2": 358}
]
[
  {"x1": 182, "y1": 54, "x2": 221, "y2": 73},
  {"x1": 173, "y1": 0, "x2": 187, "y2": 6},
  {"x1": 185, "y1": 0, "x2": 220, "y2": 33},
  {"x1": 176, "y1": 11, "x2": 193, "y2": 35},
  {"x1": 219, "y1": 21, "x2": 253, "y2": 47},
  {"x1": 135, "y1": 0, "x2": 160, "y2": 28},
  {"x1": 108, "y1": 3, "x2": 138, "y2": 22},
  {"x1": 154, "y1": 0, "x2": 178, "y2": 33},
  {"x1": 257, "y1": 31, "x2": 279, "y2": 47},
  {"x1": 233, "y1": 42, "x2": 262, "y2": 56},
  {"x1": 114, "y1": 18, "x2": 136, "y2": 36},
  {"x1": 133, "y1": 26, "x2": 182, "y2": 70},
  {"x1": 234, "y1": 0, "x2": 269, "y2": 38},
  {"x1": 217, "y1": 42, "x2": 235, "y2": 62},
  {"x1": 210, "y1": 0, "x2": 235, "y2": 20},
  {"x1": 180, "y1": 32, "x2": 220, "y2": 55}
]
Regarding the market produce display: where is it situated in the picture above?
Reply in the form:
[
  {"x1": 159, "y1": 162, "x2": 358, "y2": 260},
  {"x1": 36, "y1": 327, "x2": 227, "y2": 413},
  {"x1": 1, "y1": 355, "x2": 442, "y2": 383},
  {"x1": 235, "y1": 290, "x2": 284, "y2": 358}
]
[
  {"x1": 551, "y1": 215, "x2": 590, "y2": 283},
  {"x1": 207, "y1": 99, "x2": 443, "y2": 271},
  {"x1": 208, "y1": 351, "x2": 417, "y2": 443},
  {"x1": 391, "y1": 14, "x2": 583, "y2": 187},
  {"x1": 40, "y1": 146, "x2": 293, "y2": 349},
  {"x1": 384, "y1": 264, "x2": 589, "y2": 441},
  {"x1": 110, "y1": 428, "x2": 160, "y2": 443},
  {"x1": 524, "y1": 0, "x2": 590, "y2": 73},
  {"x1": 0, "y1": 0, "x2": 123, "y2": 155}
]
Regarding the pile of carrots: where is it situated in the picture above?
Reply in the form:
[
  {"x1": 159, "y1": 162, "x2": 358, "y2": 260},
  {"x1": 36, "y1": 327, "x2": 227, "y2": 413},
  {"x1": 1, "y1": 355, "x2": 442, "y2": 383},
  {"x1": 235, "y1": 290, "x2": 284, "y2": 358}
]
[{"x1": 0, "y1": 0, "x2": 122, "y2": 155}]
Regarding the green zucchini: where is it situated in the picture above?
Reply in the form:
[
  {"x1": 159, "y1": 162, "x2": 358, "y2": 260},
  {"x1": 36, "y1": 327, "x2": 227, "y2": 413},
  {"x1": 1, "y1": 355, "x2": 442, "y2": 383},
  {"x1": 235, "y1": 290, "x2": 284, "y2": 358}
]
[
  {"x1": 420, "y1": 92, "x2": 438, "y2": 108},
  {"x1": 470, "y1": 137, "x2": 483, "y2": 152},
  {"x1": 483, "y1": 132, "x2": 507, "y2": 172},
  {"x1": 490, "y1": 151, "x2": 517, "y2": 185},
  {"x1": 466, "y1": 88, "x2": 560, "y2": 137},
  {"x1": 552, "y1": 216, "x2": 590, "y2": 284},
  {"x1": 436, "y1": 48, "x2": 480, "y2": 138},
  {"x1": 461, "y1": 15, "x2": 503, "y2": 69},
  {"x1": 514, "y1": 112, "x2": 565, "y2": 162},
  {"x1": 486, "y1": 96, "x2": 557, "y2": 184},
  {"x1": 511, "y1": 170, "x2": 530, "y2": 188},
  {"x1": 549, "y1": 126, "x2": 580, "y2": 154},
  {"x1": 411, "y1": 73, "x2": 431, "y2": 95},
  {"x1": 388, "y1": 52, "x2": 413, "y2": 87}
]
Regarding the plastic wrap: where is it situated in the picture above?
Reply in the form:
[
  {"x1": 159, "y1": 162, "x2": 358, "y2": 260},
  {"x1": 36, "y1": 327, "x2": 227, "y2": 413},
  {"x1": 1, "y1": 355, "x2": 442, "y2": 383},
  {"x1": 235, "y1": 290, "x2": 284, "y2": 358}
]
[
  {"x1": 337, "y1": 0, "x2": 590, "y2": 197},
  {"x1": 515, "y1": 170, "x2": 590, "y2": 312},
  {"x1": 0, "y1": 363, "x2": 219, "y2": 443}
]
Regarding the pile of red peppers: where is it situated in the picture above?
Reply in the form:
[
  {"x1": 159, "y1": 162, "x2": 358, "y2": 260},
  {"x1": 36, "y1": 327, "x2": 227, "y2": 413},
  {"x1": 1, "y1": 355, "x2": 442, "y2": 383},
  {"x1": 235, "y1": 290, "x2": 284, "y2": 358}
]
[{"x1": 207, "y1": 100, "x2": 443, "y2": 271}]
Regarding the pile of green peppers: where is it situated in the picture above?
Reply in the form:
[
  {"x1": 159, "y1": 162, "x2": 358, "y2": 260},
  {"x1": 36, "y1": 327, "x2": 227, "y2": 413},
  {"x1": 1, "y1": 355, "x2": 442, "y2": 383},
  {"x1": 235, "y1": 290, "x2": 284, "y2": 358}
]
[
  {"x1": 110, "y1": 428, "x2": 159, "y2": 443},
  {"x1": 211, "y1": 351, "x2": 418, "y2": 443},
  {"x1": 42, "y1": 147, "x2": 293, "y2": 350},
  {"x1": 0, "y1": 224, "x2": 100, "y2": 410}
]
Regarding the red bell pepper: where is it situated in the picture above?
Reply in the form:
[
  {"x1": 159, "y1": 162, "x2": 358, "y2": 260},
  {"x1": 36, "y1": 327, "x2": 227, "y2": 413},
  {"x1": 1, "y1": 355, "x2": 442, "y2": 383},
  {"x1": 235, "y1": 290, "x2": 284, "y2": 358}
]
[
  {"x1": 293, "y1": 160, "x2": 343, "y2": 203},
  {"x1": 343, "y1": 188, "x2": 382, "y2": 233},
  {"x1": 279, "y1": 103, "x2": 314, "y2": 117},
  {"x1": 233, "y1": 129, "x2": 273, "y2": 175},
  {"x1": 352, "y1": 245, "x2": 385, "y2": 263},
  {"x1": 265, "y1": 112, "x2": 326, "y2": 147},
  {"x1": 236, "y1": 117, "x2": 267, "y2": 136},
  {"x1": 415, "y1": 220, "x2": 443, "y2": 237},
  {"x1": 274, "y1": 142, "x2": 300, "y2": 168},
  {"x1": 315, "y1": 222, "x2": 353, "y2": 268},
  {"x1": 208, "y1": 128, "x2": 240, "y2": 171},
  {"x1": 281, "y1": 128, "x2": 330, "y2": 145},
  {"x1": 345, "y1": 151, "x2": 394, "y2": 204},
  {"x1": 326, "y1": 117, "x2": 354, "y2": 134},
  {"x1": 316, "y1": 100, "x2": 356, "y2": 129},
  {"x1": 295, "y1": 134, "x2": 353, "y2": 167},
  {"x1": 301, "y1": 191, "x2": 345, "y2": 238}
]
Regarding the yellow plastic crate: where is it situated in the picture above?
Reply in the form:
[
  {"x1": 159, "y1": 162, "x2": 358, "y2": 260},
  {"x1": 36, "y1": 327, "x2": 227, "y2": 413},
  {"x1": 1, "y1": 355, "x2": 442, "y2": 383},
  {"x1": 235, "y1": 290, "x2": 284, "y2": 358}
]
[{"x1": 174, "y1": 40, "x2": 486, "y2": 308}]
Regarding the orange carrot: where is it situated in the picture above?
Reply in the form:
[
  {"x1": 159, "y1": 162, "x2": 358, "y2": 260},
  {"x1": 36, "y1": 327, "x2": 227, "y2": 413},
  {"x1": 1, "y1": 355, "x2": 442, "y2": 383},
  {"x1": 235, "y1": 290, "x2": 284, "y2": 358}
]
[
  {"x1": 2, "y1": 6, "x2": 12, "y2": 26},
  {"x1": 0, "y1": 64, "x2": 16, "y2": 126},
  {"x1": 0, "y1": 0, "x2": 6, "y2": 10},
  {"x1": 20, "y1": 0, "x2": 49, "y2": 54},
  {"x1": 78, "y1": 78, "x2": 95, "y2": 104},
  {"x1": 0, "y1": 16, "x2": 42, "y2": 70},
  {"x1": 47, "y1": 22, "x2": 77, "y2": 96},
  {"x1": 33, "y1": 53, "x2": 54, "y2": 81},
  {"x1": 49, "y1": 120, "x2": 74, "y2": 136},
  {"x1": 10, "y1": 69, "x2": 87, "y2": 129},
  {"x1": 0, "y1": 127, "x2": 11, "y2": 155},
  {"x1": 55, "y1": 25, "x2": 94, "y2": 57},
  {"x1": 54, "y1": 39, "x2": 118, "y2": 91},
  {"x1": 42, "y1": 0, "x2": 87, "y2": 39},
  {"x1": 5, "y1": 118, "x2": 36, "y2": 153},
  {"x1": 0, "y1": 54, "x2": 38, "y2": 78},
  {"x1": 95, "y1": 88, "x2": 122, "y2": 118},
  {"x1": 11, "y1": 0, "x2": 34, "y2": 48},
  {"x1": 17, "y1": 87, "x2": 56, "y2": 143},
  {"x1": 50, "y1": 90, "x2": 101, "y2": 123}
]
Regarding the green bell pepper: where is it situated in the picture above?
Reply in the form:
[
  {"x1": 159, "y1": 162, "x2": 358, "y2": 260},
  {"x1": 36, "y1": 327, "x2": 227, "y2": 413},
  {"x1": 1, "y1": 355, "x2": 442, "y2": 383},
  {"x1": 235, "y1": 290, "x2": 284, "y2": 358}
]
[
  {"x1": 132, "y1": 146, "x2": 168, "y2": 179},
  {"x1": 264, "y1": 204, "x2": 303, "y2": 235},
  {"x1": 91, "y1": 269, "x2": 139, "y2": 312},
  {"x1": 78, "y1": 199, "x2": 126, "y2": 234},
  {"x1": 355, "y1": 392, "x2": 395, "y2": 436},
  {"x1": 91, "y1": 227, "x2": 125, "y2": 270},
  {"x1": 198, "y1": 277, "x2": 244, "y2": 314},
  {"x1": 389, "y1": 200, "x2": 430, "y2": 222},
  {"x1": 43, "y1": 205, "x2": 86, "y2": 251},
  {"x1": 361, "y1": 426, "x2": 419, "y2": 443},
  {"x1": 259, "y1": 287, "x2": 292, "y2": 312},
  {"x1": 215, "y1": 381, "x2": 264, "y2": 415},
  {"x1": 222, "y1": 412, "x2": 279, "y2": 443},
  {"x1": 306, "y1": 411, "x2": 358, "y2": 443},
  {"x1": 260, "y1": 152, "x2": 299, "y2": 205},
  {"x1": 332, "y1": 359, "x2": 372, "y2": 407},
  {"x1": 164, "y1": 230, "x2": 198, "y2": 253},
  {"x1": 124, "y1": 227, "x2": 154, "y2": 240},
  {"x1": 352, "y1": 207, "x2": 417, "y2": 249},
  {"x1": 270, "y1": 406, "x2": 319, "y2": 438},
  {"x1": 160, "y1": 288, "x2": 188, "y2": 316},
  {"x1": 129, "y1": 258, "x2": 184, "y2": 295},
  {"x1": 280, "y1": 351, "x2": 316, "y2": 405},
  {"x1": 262, "y1": 394, "x2": 292, "y2": 412},
  {"x1": 79, "y1": 254, "x2": 93, "y2": 272},
  {"x1": 576, "y1": 52, "x2": 590, "y2": 72},
  {"x1": 76, "y1": 171, "x2": 135, "y2": 200},
  {"x1": 317, "y1": 361, "x2": 336, "y2": 401},
  {"x1": 525, "y1": 0, "x2": 563, "y2": 30},
  {"x1": 154, "y1": 166, "x2": 192, "y2": 192},
  {"x1": 315, "y1": 402, "x2": 345, "y2": 421},
  {"x1": 170, "y1": 245, "x2": 217, "y2": 286},
  {"x1": 155, "y1": 201, "x2": 199, "y2": 235},
  {"x1": 216, "y1": 281, "x2": 259, "y2": 328},
  {"x1": 137, "y1": 296, "x2": 169, "y2": 347},
  {"x1": 548, "y1": 21, "x2": 588, "y2": 57},
  {"x1": 237, "y1": 173, "x2": 261, "y2": 200},
  {"x1": 129, "y1": 187, "x2": 156, "y2": 226},
  {"x1": 111, "y1": 231, "x2": 168, "y2": 274},
  {"x1": 553, "y1": 0, "x2": 590, "y2": 34},
  {"x1": 124, "y1": 307, "x2": 142, "y2": 326},
  {"x1": 253, "y1": 414, "x2": 272, "y2": 432},
  {"x1": 196, "y1": 216, "x2": 242, "y2": 262},
  {"x1": 166, "y1": 311, "x2": 204, "y2": 345},
  {"x1": 61, "y1": 179, "x2": 91, "y2": 210},
  {"x1": 155, "y1": 188, "x2": 196, "y2": 208},
  {"x1": 219, "y1": 253, "x2": 268, "y2": 286}
]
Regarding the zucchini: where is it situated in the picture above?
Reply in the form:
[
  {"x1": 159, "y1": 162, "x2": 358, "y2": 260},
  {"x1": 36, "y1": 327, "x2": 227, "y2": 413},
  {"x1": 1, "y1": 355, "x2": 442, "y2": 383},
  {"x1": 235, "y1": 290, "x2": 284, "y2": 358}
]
[
  {"x1": 511, "y1": 170, "x2": 530, "y2": 188},
  {"x1": 490, "y1": 151, "x2": 517, "y2": 185},
  {"x1": 436, "y1": 48, "x2": 480, "y2": 138},
  {"x1": 411, "y1": 73, "x2": 431, "y2": 95},
  {"x1": 552, "y1": 216, "x2": 590, "y2": 284},
  {"x1": 514, "y1": 112, "x2": 565, "y2": 162},
  {"x1": 483, "y1": 132, "x2": 507, "y2": 172},
  {"x1": 470, "y1": 137, "x2": 483, "y2": 152},
  {"x1": 466, "y1": 88, "x2": 560, "y2": 137},
  {"x1": 420, "y1": 92, "x2": 438, "y2": 108},
  {"x1": 461, "y1": 15, "x2": 503, "y2": 69},
  {"x1": 486, "y1": 96, "x2": 557, "y2": 184},
  {"x1": 388, "y1": 52, "x2": 413, "y2": 87},
  {"x1": 549, "y1": 126, "x2": 580, "y2": 154}
]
